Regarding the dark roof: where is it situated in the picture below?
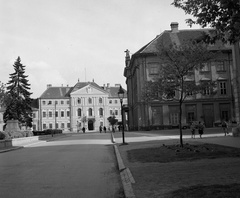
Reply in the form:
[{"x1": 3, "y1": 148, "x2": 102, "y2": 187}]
[
  {"x1": 40, "y1": 86, "x2": 71, "y2": 99},
  {"x1": 108, "y1": 86, "x2": 127, "y2": 98},
  {"x1": 134, "y1": 28, "x2": 231, "y2": 56}
]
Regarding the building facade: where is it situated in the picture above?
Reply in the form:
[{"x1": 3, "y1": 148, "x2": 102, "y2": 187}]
[
  {"x1": 38, "y1": 81, "x2": 127, "y2": 132},
  {"x1": 124, "y1": 22, "x2": 234, "y2": 130}
]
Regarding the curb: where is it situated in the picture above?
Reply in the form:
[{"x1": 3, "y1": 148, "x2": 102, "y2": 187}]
[
  {"x1": 113, "y1": 144, "x2": 136, "y2": 198},
  {"x1": 0, "y1": 146, "x2": 23, "y2": 153}
]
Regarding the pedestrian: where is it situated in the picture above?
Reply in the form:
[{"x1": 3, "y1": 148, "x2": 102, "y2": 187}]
[
  {"x1": 103, "y1": 126, "x2": 106, "y2": 133},
  {"x1": 198, "y1": 121, "x2": 205, "y2": 138},
  {"x1": 118, "y1": 125, "x2": 121, "y2": 132},
  {"x1": 82, "y1": 127, "x2": 86, "y2": 133},
  {"x1": 221, "y1": 120, "x2": 228, "y2": 136},
  {"x1": 99, "y1": 126, "x2": 102, "y2": 133},
  {"x1": 190, "y1": 122, "x2": 196, "y2": 138}
]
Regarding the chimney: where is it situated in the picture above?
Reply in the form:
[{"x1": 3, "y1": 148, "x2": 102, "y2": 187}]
[
  {"x1": 170, "y1": 22, "x2": 179, "y2": 33},
  {"x1": 47, "y1": 84, "x2": 52, "y2": 89}
]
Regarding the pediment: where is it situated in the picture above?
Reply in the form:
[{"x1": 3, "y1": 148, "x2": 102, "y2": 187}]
[{"x1": 70, "y1": 84, "x2": 108, "y2": 96}]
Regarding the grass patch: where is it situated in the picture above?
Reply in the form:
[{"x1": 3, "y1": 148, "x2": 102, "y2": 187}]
[
  {"x1": 127, "y1": 143, "x2": 240, "y2": 163},
  {"x1": 164, "y1": 183, "x2": 240, "y2": 198}
]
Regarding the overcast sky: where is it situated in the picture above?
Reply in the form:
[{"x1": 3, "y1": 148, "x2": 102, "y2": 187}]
[{"x1": 0, "y1": 0, "x2": 200, "y2": 98}]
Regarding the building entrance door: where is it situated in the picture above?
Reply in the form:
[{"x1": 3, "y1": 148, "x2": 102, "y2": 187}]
[
  {"x1": 203, "y1": 104, "x2": 214, "y2": 127},
  {"x1": 88, "y1": 120, "x2": 94, "y2": 130}
]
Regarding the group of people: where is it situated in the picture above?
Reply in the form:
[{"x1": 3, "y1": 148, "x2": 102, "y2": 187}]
[
  {"x1": 99, "y1": 126, "x2": 107, "y2": 133},
  {"x1": 190, "y1": 121, "x2": 205, "y2": 139},
  {"x1": 190, "y1": 120, "x2": 230, "y2": 138}
]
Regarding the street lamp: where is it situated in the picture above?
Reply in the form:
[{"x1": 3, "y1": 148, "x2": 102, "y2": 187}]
[{"x1": 118, "y1": 85, "x2": 127, "y2": 144}]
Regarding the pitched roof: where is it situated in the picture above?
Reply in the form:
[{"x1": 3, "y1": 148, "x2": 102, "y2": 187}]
[
  {"x1": 40, "y1": 86, "x2": 71, "y2": 99},
  {"x1": 134, "y1": 28, "x2": 231, "y2": 56},
  {"x1": 108, "y1": 86, "x2": 127, "y2": 98},
  {"x1": 71, "y1": 81, "x2": 104, "y2": 93}
]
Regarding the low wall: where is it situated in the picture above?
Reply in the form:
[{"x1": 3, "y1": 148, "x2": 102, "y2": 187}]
[{"x1": 0, "y1": 134, "x2": 67, "y2": 149}]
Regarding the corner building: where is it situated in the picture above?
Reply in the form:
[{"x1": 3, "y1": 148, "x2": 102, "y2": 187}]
[{"x1": 124, "y1": 22, "x2": 235, "y2": 130}]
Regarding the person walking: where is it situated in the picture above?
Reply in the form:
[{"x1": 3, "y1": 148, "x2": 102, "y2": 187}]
[
  {"x1": 198, "y1": 121, "x2": 205, "y2": 138},
  {"x1": 99, "y1": 126, "x2": 102, "y2": 133},
  {"x1": 221, "y1": 120, "x2": 229, "y2": 136},
  {"x1": 103, "y1": 126, "x2": 106, "y2": 133}
]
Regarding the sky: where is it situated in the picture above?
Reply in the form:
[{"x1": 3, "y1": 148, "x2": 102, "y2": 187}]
[{"x1": 0, "y1": 0, "x2": 200, "y2": 98}]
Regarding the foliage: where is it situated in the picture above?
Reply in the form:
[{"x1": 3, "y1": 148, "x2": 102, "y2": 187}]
[
  {"x1": 107, "y1": 115, "x2": 118, "y2": 131},
  {"x1": 3, "y1": 57, "x2": 33, "y2": 127},
  {"x1": 172, "y1": 0, "x2": 240, "y2": 44},
  {"x1": 142, "y1": 40, "x2": 216, "y2": 146},
  {"x1": 0, "y1": 131, "x2": 6, "y2": 140},
  {"x1": 0, "y1": 81, "x2": 7, "y2": 106}
]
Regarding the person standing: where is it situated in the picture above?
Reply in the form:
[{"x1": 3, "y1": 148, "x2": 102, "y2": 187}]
[
  {"x1": 221, "y1": 120, "x2": 228, "y2": 136},
  {"x1": 82, "y1": 127, "x2": 86, "y2": 133},
  {"x1": 190, "y1": 122, "x2": 196, "y2": 138},
  {"x1": 99, "y1": 126, "x2": 102, "y2": 133},
  {"x1": 198, "y1": 121, "x2": 205, "y2": 138},
  {"x1": 103, "y1": 126, "x2": 106, "y2": 133}
]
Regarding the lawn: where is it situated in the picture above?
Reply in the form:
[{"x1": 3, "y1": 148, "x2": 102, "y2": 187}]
[{"x1": 118, "y1": 140, "x2": 240, "y2": 198}]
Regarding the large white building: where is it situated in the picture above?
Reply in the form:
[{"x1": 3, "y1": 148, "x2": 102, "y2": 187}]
[{"x1": 36, "y1": 81, "x2": 127, "y2": 132}]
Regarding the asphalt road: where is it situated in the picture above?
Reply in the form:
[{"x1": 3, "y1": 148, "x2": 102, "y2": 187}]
[{"x1": 0, "y1": 133, "x2": 122, "y2": 198}]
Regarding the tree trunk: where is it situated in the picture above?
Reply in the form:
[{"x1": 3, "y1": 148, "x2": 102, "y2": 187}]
[{"x1": 179, "y1": 101, "x2": 183, "y2": 147}]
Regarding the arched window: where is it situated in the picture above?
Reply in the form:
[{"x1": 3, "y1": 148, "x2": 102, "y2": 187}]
[
  {"x1": 88, "y1": 108, "x2": 93, "y2": 116},
  {"x1": 99, "y1": 97, "x2": 103, "y2": 104},
  {"x1": 88, "y1": 98, "x2": 92, "y2": 104},
  {"x1": 99, "y1": 108, "x2": 103, "y2": 116},
  {"x1": 77, "y1": 108, "x2": 81, "y2": 117}
]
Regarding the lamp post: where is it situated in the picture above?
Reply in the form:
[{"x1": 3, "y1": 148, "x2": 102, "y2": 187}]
[{"x1": 118, "y1": 85, "x2": 126, "y2": 144}]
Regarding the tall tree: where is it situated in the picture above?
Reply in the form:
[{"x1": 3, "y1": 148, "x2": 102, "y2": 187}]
[
  {"x1": 4, "y1": 57, "x2": 33, "y2": 127},
  {"x1": 142, "y1": 40, "x2": 216, "y2": 147},
  {"x1": 172, "y1": 0, "x2": 240, "y2": 44}
]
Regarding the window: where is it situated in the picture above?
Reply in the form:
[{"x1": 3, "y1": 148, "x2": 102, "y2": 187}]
[
  {"x1": 49, "y1": 111, "x2": 53, "y2": 118},
  {"x1": 115, "y1": 100, "x2": 118, "y2": 104},
  {"x1": 48, "y1": 101, "x2": 52, "y2": 105},
  {"x1": 67, "y1": 100, "x2": 70, "y2": 105},
  {"x1": 61, "y1": 110, "x2": 64, "y2": 117},
  {"x1": 99, "y1": 98, "x2": 103, "y2": 104},
  {"x1": 49, "y1": 123, "x2": 53, "y2": 129},
  {"x1": 88, "y1": 108, "x2": 93, "y2": 116},
  {"x1": 200, "y1": 63, "x2": 211, "y2": 72},
  {"x1": 56, "y1": 123, "x2": 58, "y2": 129},
  {"x1": 67, "y1": 123, "x2": 70, "y2": 128},
  {"x1": 77, "y1": 98, "x2": 81, "y2": 104},
  {"x1": 61, "y1": 123, "x2": 64, "y2": 128},
  {"x1": 88, "y1": 98, "x2": 92, "y2": 104},
  {"x1": 61, "y1": 101, "x2": 64, "y2": 105},
  {"x1": 186, "y1": 91, "x2": 193, "y2": 96},
  {"x1": 148, "y1": 63, "x2": 159, "y2": 75},
  {"x1": 77, "y1": 108, "x2": 81, "y2": 117},
  {"x1": 110, "y1": 110, "x2": 113, "y2": 115},
  {"x1": 214, "y1": 61, "x2": 226, "y2": 72},
  {"x1": 109, "y1": 100, "x2": 112, "y2": 104},
  {"x1": 43, "y1": 111, "x2": 46, "y2": 118},
  {"x1": 55, "y1": 111, "x2": 58, "y2": 117},
  {"x1": 219, "y1": 81, "x2": 227, "y2": 95},
  {"x1": 169, "y1": 113, "x2": 179, "y2": 125},
  {"x1": 43, "y1": 123, "x2": 46, "y2": 129},
  {"x1": 42, "y1": 101, "x2": 46, "y2": 105},
  {"x1": 202, "y1": 86, "x2": 211, "y2": 95},
  {"x1": 99, "y1": 108, "x2": 103, "y2": 116},
  {"x1": 115, "y1": 110, "x2": 118, "y2": 115},
  {"x1": 67, "y1": 110, "x2": 70, "y2": 117}
]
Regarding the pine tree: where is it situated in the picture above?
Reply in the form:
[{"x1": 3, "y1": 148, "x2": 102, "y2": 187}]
[{"x1": 3, "y1": 57, "x2": 33, "y2": 128}]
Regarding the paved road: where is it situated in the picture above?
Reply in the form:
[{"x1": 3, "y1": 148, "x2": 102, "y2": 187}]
[{"x1": 0, "y1": 133, "x2": 122, "y2": 198}]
